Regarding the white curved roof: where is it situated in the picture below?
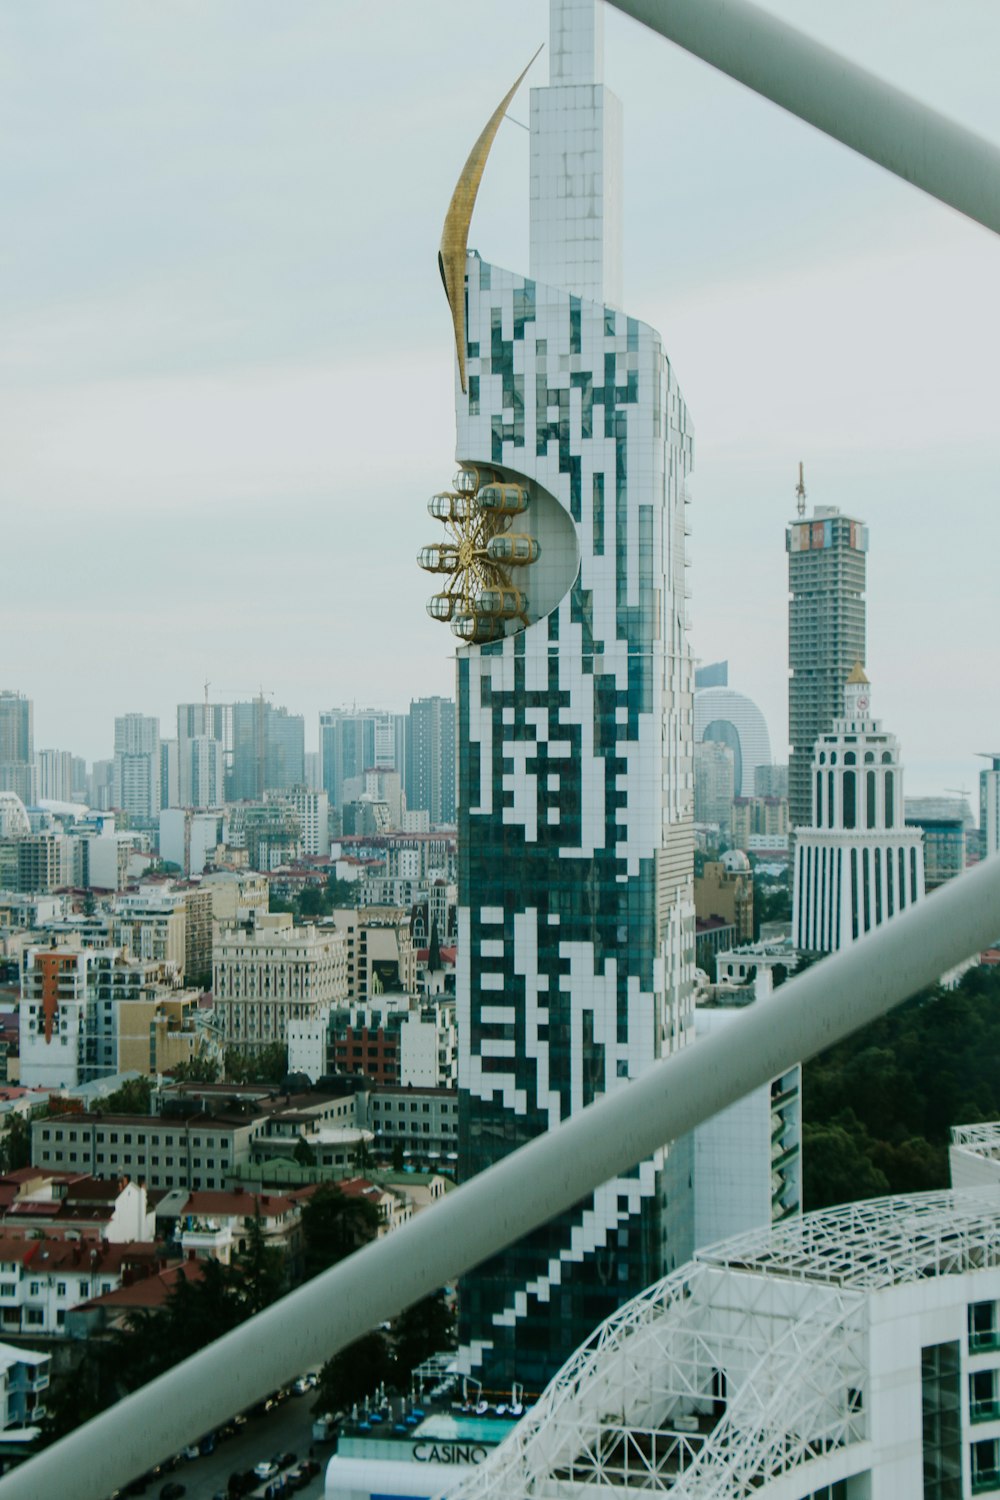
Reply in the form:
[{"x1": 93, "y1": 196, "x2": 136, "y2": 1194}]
[
  {"x1": 694, "y1": 688, "x2": 772, "y2": 798},
  {"x1": 445, "y1": 1189, "x2": 1000, "y2": 1500},
  {"x1": 0, "y1": 792, "x2": 30, "y2": 838}
]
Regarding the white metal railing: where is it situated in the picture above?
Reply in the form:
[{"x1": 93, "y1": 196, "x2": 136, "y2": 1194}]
[
  {"x1": 608, "y1": 0, "x2": 1000, "y2": 238},
  {"x1": 4, "y1": 852, "x2": 1000, "y2": 1498}
]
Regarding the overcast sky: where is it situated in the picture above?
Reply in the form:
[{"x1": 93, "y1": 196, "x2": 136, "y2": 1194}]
[{"x1": 2, "y1": 1, "x2": 998, "y2": 799}]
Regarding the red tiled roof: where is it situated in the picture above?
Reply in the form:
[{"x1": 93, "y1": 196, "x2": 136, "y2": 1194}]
[
  {"x1": 79, "y1": 1259, "x2": 202, "y2": 1311},
  {"x1": 181, "y1": 1190, "x2": 295, "y2": 1219}
]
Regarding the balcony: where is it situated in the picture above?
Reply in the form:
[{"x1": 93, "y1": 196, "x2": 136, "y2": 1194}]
[{"x1": 972, "y1": 1400, "x2": 1000, "y2": 1424}]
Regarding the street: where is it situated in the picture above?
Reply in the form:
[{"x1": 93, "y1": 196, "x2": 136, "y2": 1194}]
[{"x1": 128, "y1": 1388, "x2": 330, "y2": 1500}]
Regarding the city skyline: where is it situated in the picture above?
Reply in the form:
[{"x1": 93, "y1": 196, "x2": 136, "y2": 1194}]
[{"x1": 3, "y1": 1, "x2": 998, "y2": 794}]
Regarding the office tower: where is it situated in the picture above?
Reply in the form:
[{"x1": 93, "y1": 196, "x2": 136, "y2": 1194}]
[
  {"x1": 694, "y1": 740, "x2": 735, "y2": 829},
  {"x1": 904, "y1": 797, "x2": 969, "y2": 889},
  {"x1": 694, "y1": 686, "x2": 772, "y2": 799},
  {"x1": 160, "y1": 738, "x2": 180, "y2": 810},
  {"x1": 694, "y1": 659, "x2": 728, "y2": 690},
  {"x1": 112, "y1": 714, "x2": 161, "y2": 825},
  {"x1": 406, "y1": 696, "x2": 457, "y2": 825},
  {"x1": 230, "y1": 699, "x2": 305, "y2": 801},
  {"x1": 422, "y1": 0, "x2": 696, "y2": 1389},
  {"x1": 754, "y1": 761, "x2": 788, "y2": 799},
  {"x1": 787, "y1": 502, "x2": 868, "y2": 828},
  {"x1": 0, "y1": 691, "x2": 36, "y2": 805},
  {"x1": 319, "y1": 708, "x2": 404, "y2": 809},
  {"x1": 36, "y1": 749, "x2": 74, "y2": 804},
  {"x1": 177, "y1": 701, "x2": 233, "y2": 807},
  {"x1": 979, "y1": 754, "x2": 1000, "y2": 859},
  {"x1": 792, "y1": 665, "x2": 924, "y2": 950}
]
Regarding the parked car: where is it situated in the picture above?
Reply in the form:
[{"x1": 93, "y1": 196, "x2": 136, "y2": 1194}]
[{"x1": 253, "y1": 1460, "x2": 278, "y2": 1481}]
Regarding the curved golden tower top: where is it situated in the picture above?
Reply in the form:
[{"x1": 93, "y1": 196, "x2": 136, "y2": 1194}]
[{"x1": 438, "y1": 47, "x2": 542, "y2": 393}]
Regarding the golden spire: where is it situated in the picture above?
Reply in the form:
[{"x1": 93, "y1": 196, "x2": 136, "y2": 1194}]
[
  {"x1": 438, "y1": 47, "x2": 542, "y2": 393},
  {"x1": 846, "y1": 661, "x2": 869, "y2": 685}
]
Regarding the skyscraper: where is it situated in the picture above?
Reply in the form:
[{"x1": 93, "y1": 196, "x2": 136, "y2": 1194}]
[
  {"x1": 177, "y1": 701, "x2": 233, "y2": 808},
  {"x1": 792, "y1": 665, "x2": 924, "y2": 950},
  {"x1": 786, "y1": 503, "x2": 868, "y2": 828},
  {"x1": 230, "y1": 699, "x2": 305, "y2": 801},
  {"x1": 406, "y1": 696, "x2": 456, "y2": 826},
  {"x1": 112, "y1": 714, "x2": 161, "y2": 825},
  {"x1": 319, "y1": 708, "x2": 405, "y2": 810},
  {"x1": 422, "y1": 0, "x2": 696, "y2": 1389},
  {"x1": 979, "y1": 754, "x2": 1000, "y2": 860},
  {"x1": 0, "y1": 691, "x2": 36, "y2": 805}
]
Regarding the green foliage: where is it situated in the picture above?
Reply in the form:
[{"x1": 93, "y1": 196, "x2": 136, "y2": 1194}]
[
  {"x1": 294, "y1": 1136, "x2": 317, "y2": 1166},
  {"x1": 168, "y1": 1053, "x2": 222, "y2": 1083},
  {"x1": 803, "y1": 966, "x2": 1000, "y2": 1209},
  {"x1": 223, "y1": 1043, "x2": 288, "y2": 1084},
  {"x1": 0, "y1": 1113, "x2": 31, "y2": 1173},
  {"x1": 94, "y1": 1076, "x2": 153, "y2": 1116},
  {"x1": 316, "y1": 1330, "x2": 394, "y2": 1413},
  {"x1": 393, "y1": 1291, "x2": 456, "y2": 1381},
  {"x1": 301, "y1": 1184, "x2": 381, "y2": 1280},
  {"x1": 42, "y1": 1218, "x2": 287, "y2": 1445}
]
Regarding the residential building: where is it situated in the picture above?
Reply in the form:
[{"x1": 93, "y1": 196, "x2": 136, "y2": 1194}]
[
  {"x1": 199, "y1": 870, "x2": 269, "y2": 926},
  {"x1": 158, "y1": 807, "x2": 227, "y2": 877},
  {"x1": 110, "y1": 886, "x2": 186, "y2": 977},
  {"x1": 230, "y1": 699, "x2": 305, "y2": 801},
  {"x1": 32, "y1": 1112, "x2": 260, "y2": 1193},
  {"x1": 319, "y1": 709, "x2": 406, "y2": 812},
  {"x1": 979, "y1": 754, "x2": 1000, "y2": 860},
  {"x1": 329, "y1": 907, "x2": 416, "y2": 1003},
  {"x1": 406, "y1": 696, "x2": 456, "y2": 826},
  {"x1": 35, "y1": 750, "x2": 74, "y2": 805},
  {"x1": 694, "y1": 686, "x2": 772, "y2": 799},
  {"x1": 227, "y1": 801, "x2": 301, "y2": 872},
  {"x1": 693, "y1": 740, "x2": 735, "y2": 831},
  {"x1": 0, "y1": 1235, "x2": 156, "y2": 1338},
  {"x1": 0, "y1": 796, "x2": 29, "y2": 841},
  {"x1": 452, "y1": 1190, "x2": 1000, "y2": 1500},
  {"x1": 787, "y1": 503, "x2": 868, "y2": 828},
  {"x1": 694, "y1": 854, "x2": 754, "y2": 945},
  {"x1": 429, "y1": 0, "x2": 696, "y2": 1390},
  {"x1": 754, "y1": 761, "x2": 789, "y2": 799},
  {"x1": 159, "y1": 737, "x2": 179, "y2": 811},
  {"x1": 0, "y1": 693, "x2": 35, "y2": 808},
  {"x1": 1, "y1": 834, "x2": 71, "y2": 894},
  {"x1": 284, "y1": 786, "x2": 330, "y2": 857},
  {"x1": 174, "y1": 1189, "x2": 302, "y2": 1269},
  {"x1": 905, "y1": 796, "x2": 969, "y2": 889},
  {"x1": 0, "y1": 1342, "x2": 49, "y2": 1430},
  {"x1": 366, "y1": 1086, "x2": 460, "y2": 1166},
  {"x1": 176, "y1": 701, "x2": 233, "y2": 808},
  {"x1": 212, "y1": 915, "x2": 349, "y2": 1055},
  {"x1": 793, "y1": 666, "x2": 925, "y2": 951},
  {"x1": 111, "y1": 714, "x2": 161, "y2": 826},
  {"x1": 0, "y1": 1174, "x2": 155, "y2": 1245},
  {"x1": 730, "y1": 794, "x2": 789, "y2": 852}
]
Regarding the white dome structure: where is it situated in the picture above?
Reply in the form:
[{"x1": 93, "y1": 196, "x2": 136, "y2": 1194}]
[
  {"x1": 694, "y1": 688, "x2": 772, "y2": 799},
  {"x1": 0, "y1": 791, "x2": 30, "y2": 838},
  {"x1": 721, "y1": 848, "x2": 750, "y2": 874}
]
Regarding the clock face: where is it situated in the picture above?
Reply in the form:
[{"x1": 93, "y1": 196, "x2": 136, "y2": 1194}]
[{"x1": 856, "y1": 694, "x2": 870, "y2": 713}]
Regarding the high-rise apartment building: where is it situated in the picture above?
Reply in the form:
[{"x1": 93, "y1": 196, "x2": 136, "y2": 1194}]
[
  {"x1": 425, "y1": 0, "x2": 696, "y2": 1389},
  {"x1": 176, "y1": 701, "x2": 233, "y2": 807},
  {"x1": 792, "y1": 666, "x2": 924, "y2": 950},
  {"x1": 786, "y1": 504, "x2": 868, "y2": 827},
  {"x1": 694, "y1": 686, "x2": 772, "y2": 799},
  {"x1": 230, "y1": 699, "x2": 305, "y2": 801},
  {"x1": 979, "y1": 754, "x2": 1000, "y2": 860},
  {"x1": 0, "y1": 691, "x2": 36, "y2": 806},
  {"x1": 35, "y1": 749, "x2": 74, "y2": 804},
  {"x1": 319, "y1": 708, "x2": 405, "y2": 809},
  {"x1": 406, "y1": 696, "x2": 456, "y2": 826},
  {"x1": 111, "y1": 714, "x2": 161, "y2": 826}
]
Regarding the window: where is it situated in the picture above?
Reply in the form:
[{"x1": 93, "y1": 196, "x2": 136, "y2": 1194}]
[
  {"x1": 25, "y1": 1309, "x2": 43, "y2": 1326},
  {"x1": 56, "y1": 1282, "x2": 66, "y2": 1296},
  {"x1": 29, "y1": 1282, "x2": 40, "y2": 1296},
  {"x1": 922, "y1": 1341, "x2": 961, "y2": 1499},
  {"x1": 970, "y1": 1302, "x2": 1000, "y2": 1351}
]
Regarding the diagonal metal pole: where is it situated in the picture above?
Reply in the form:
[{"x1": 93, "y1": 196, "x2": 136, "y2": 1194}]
[
  {"x1": 5, "y1": 853, "x2": 1000, "y2": 1499},
  {"x1": 608, "y1": 0, "x2": 1000, "y2": 237}
]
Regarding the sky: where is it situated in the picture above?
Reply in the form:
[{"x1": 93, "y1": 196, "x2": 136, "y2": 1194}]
[{"x1": 2, "y1": 1, "x2": 998, "y2": 799}]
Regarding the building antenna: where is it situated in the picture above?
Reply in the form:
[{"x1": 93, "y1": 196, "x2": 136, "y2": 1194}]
[{"x1": 795, "y1": 460, "x2": 807, "y2": 517}]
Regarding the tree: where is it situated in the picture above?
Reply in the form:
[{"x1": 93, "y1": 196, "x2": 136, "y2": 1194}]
[
  {"x1": 315, "y1": 1331, "x2": 394, "y2": 1413},
  {"x1": 393, "y1": 1291, "x2": 456, "y2": 1381},
  {"x1": 802, "y1": 1112, "x2": 890, "y2": 1210},
  {"x1": 224, "y1": 1044, "x2": 288, "y2": 1085},
  {"x1": 168, "y1": 1054, "x2": 221, "y2": 1084},
  {"x1": 95, "y1": 1076, "x2": 152, "y2": 1116},
  {"x1": 0, "y1": 1114, "x2": 31, "y2": 1173},
  {"x1": 294, "y1": 1136, "x2": 317, "y2": 1167},
  {"x1": 233, "y1": 1211, "x2": 286, "y2": 1316},
  {"x1": 301, "y1": 1184, "x2": 380, "y2": 1280},
  {"x1": 298, "y1": 885, "x2": 325, "y2": 918}
]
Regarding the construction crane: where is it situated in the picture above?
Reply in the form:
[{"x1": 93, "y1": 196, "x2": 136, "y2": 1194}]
[{"x1": 795, "y1": 460, "x2": 807, "y2": 517}]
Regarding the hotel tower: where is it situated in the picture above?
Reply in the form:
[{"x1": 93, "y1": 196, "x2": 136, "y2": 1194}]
[{"x1": 420, "y1": 0, "x2": 696, "y2": 1389}]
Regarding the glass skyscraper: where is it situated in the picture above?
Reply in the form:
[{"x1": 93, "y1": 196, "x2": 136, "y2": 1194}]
[{"x1": 425, "y1": 0, "x2": 697, "y2": 1391}]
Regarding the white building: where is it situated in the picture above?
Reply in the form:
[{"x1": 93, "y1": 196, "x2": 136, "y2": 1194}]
[
  {"x1": 35, "y1": 750, "x2": 74, "y2": 805},
  {"x1": 448, "y1": 1189, "x2": 1000, "y2": 1500},
  {"x1": 159, "y1": 807, "x2": 227, "y2": 876},
  {"x1": 213, "y1": 915, "x2": 349, "y2": 1055},
  {"x1": 0, "y1": 1342, "x2": 48, "y2": 1430},
  {"x1": 793, "y1": 665, "x2": 924, "y2": 951},
  {"x1": 979, "y1": 754, "x2": 1000, "y2": 861},
  {"x1": 287, "y1": 786, "x2": 331, "y2": 857},
  {"x1": 111, "y1": 714, "x2": 161, "y2": 826},
  {"x1": 399, "y1": 1000, "x2": 458, "y2": 1089}
]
